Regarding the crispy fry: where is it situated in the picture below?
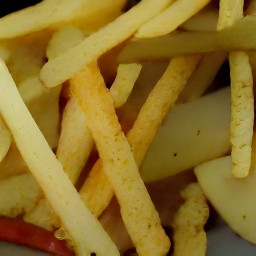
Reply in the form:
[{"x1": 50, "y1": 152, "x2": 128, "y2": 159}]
[
  {"x1": 0, "y1": 59, "x2": 119, "y2": 256},
  {"x1": 71, "y1": 63, "x2": 170, "y2": 256},
  {"x1": 218, "y1": 0, "x2": 254, "y2": 178},
  {"x1": 136, "y1": 0, "x2": 211, "y2": 38},
  {"x1": 40, "y1": 0, "x2": 173, "y2": 87},
  {"x1": 79, "y1": 55, "x2": 201, "y2": 216},
  {"x1": 172, "y1": 183, "x2": 209, "y2": 256}
]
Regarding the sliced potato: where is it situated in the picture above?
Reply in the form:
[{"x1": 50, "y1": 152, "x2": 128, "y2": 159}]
[
  {"x1": 194, "y1": 155, "x2": 256, "y2": 244},
  {"x1": 140, "y1": 87, "x2": 231, "y2": 182}
]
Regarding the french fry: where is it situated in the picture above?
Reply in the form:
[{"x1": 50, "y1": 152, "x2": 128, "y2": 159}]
[
  {"x1": 180, "y1": 8, "x2": 218, "y2": 32},
  {"x1": 46, "y1": 25, "x2": 85, "y2": 60},
  {"x1": 0, "y1": 143, "x2": 28, "y2": 180},
  {"x1": 172, "y1": 183, "x2": 209, "y2": 256},
  {"x1": 79, "y1": 55, "x2": 201, "y2": 217},
  {"x1": 178, "y1": 51, "x2": 227, "y2": 103},
  {"x1": 0, "y1": 0, "x2": 125, "y2": 39},
  {"x1": 79, "y1": 56, "x2": 200, "y2": 216},
  {"x1": 110, "y1": 63, "x2": 142, "y2": 108},
  {"x1": 24, "y1": 198, "x2": 60, "y2": 231},
  {"x1": 0, "y1": 117, "x2": 11, "y2": 162},
  {"x1": 118, "y1": 16, "x2": 256, "y2": 62},
  {"x1": 135, "y1": 0, "x2": 211, "y2": 38},
  {"x1": 218, "y1": 0, "x2": 254, "y2": 178},
  {"x1": 0, "y1": 59, "x2": 119, "y2": 256},
  {"x1": 71, "y1": 63, "x2": 171, "y2": 256},
  {"x1": 57, "y1": 96, "x2": 94, "y2": 184},
  {"x1": 0, "y1": 173, "x2": 43, "y2": 218},
  {"x1": 40, "y1": 0, "x2": 174, "y2": 87}
]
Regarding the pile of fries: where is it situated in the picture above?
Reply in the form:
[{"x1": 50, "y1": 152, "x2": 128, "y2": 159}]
[{"x1": 0, "y1": 0, "x2": 256, "y2": 255}]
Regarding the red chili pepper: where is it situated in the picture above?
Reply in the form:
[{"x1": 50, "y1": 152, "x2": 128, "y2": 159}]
[{"x1": 0, "y1": 216, "x2": 75, "y2": 256}]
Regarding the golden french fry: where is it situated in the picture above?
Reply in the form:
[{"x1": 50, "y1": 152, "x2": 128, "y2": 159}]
[
  {"x1": 172, "y1": 183, "x2": 209, "y2": 256},
  {"x1": 40, "y1": 0, "x2": 173, "y2": 87},
  {"x1": 110, "y1": 63, "x2": 142, "y2": 108},
  {"x1": 0, "y1": 59, "x2": 119, "y2": 256},
  {"x1": 71, "y1": 63, "x2": 170, "y2": 256},
  {"x1": 135, "y1": 0, "x2": 211, "y2": 38},
  {"x1": 79, "y1": 55, "x2": 201, "y2": 217}
]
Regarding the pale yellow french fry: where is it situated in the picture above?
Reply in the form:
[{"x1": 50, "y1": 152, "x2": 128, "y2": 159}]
[
  {"x1": 57, "y1": 96, "x2": 94, "y2": 184},
  {"x1": 0, "y1": 59, "x2": 119, "y2": 256},
  {"x1": 135, "y1": 0, "x2": 211, "y2": 38},
  {"x1": 229, "y1": 52, "x2": 254, "y2": 178},
  {"x1": 218, "y1": 0, "x2": 254, "y2": 178},
  {"x1": 0, "y1": 0, "x2": 125, "y2": 39},
  {"x1": 217, "y1": 0, "x2": 244, "y2": 30},
  {"x1": 181, "y1": 8, "x2": 219, "y2": 32},
  {"x1": 71, "y1": 63, "x2": 170, "y2": 256},
  {"x1": 40, "y1": 0, "x2": 173, "y2": 87},
  {"x1": 110, "y1": 63, "x2": 142, "y2": 108}
]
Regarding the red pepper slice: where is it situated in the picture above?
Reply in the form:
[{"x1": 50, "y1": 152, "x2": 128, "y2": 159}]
[{"x1": 0, "y1": 216, "x2": 75, "y2": 256}]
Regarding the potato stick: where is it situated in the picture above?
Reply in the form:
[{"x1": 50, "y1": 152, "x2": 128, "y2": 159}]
[
  {"x1": 229, "y1": 52, "x2": 254, "y2": 178},
  {"x1": 110, "y1": 63, "x2": 142, "y2": 108},
  {"x1": 217, "y1": 0, "x2": 244, "y2": 30},
  {"x1": 0, "y1": 116, "x2": 11, "y2": 162},
  {"x1": 40, "y1": 0, "x2": 173, "y2": 87},
  {"x1": 135, "y1": 0, "x2": 211, "y2": 38},
  {"x1": 0, "y1": 59, "x2": 119, "y2": 256},
  {"x1": 79, "y1": 55, "x2": 201, "y2": 218},
  {"x1": 178, "y1": 51, "x2": 227, "y2": 103},
  {"x1": 118, "y1": 16, "x2": 256, "y2": 62},
  {"x1": 71, "y1": 63, "x2": 170, "y2": 256},
  {"x1": 0, "y1": 0, "x2": 122, "y2": 39},
  {"x1": 172, "y1": 183, "x2": 209, "y2": 256},
  {"x1": 218, "y1": 0, "x2": 254, "y2": 178},
  {"x1": 57, "y1": 96, "x2": 94, "y2": 184}
]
